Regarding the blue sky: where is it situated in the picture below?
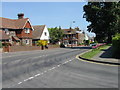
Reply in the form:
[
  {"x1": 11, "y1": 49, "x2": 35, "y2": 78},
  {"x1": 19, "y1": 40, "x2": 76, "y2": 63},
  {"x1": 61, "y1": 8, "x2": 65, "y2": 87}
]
[{"x1": 2, "y1": 2, "x2": 95, "y2": 36}]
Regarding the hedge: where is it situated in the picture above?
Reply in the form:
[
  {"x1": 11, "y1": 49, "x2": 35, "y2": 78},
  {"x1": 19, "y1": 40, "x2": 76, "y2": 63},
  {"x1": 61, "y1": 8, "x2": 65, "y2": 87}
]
[
  {"x1": 112, "y1": 33, "x2": 120, "y2": 59},
  {"x1": 0, "y1": 41, "x2": 2, "y2": 48}
]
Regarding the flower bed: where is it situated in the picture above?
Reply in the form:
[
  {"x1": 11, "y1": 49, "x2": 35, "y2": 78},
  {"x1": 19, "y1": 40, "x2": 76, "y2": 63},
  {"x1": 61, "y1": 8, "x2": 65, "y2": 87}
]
[{"x1": 92, "y1": 43, "x2": 106, "y2": 49}]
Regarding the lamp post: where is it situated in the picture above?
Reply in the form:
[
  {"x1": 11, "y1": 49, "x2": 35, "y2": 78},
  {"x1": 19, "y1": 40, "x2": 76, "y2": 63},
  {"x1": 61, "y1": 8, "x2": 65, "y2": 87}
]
[{"x1": 70, "y1": 21, "x2": 75, "y2": 48}]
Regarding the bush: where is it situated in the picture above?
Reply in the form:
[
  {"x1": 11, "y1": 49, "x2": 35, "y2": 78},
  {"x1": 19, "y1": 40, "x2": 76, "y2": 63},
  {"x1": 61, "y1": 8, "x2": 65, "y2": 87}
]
[
  {"x1": 112, "y1": 33, "x2": 120, "y2": 59},
  {"x1": 78, "y1": 43, "x2": 84, "y2": 45},
  {"x1": 37, "y1": 40, "x2": 48, "y2": 46},
  {"x1": 0, "y1": 41, "x2": 2, "y2": 48},
  {"x1": 60, "y1": 43, "x2": 65, "y2": 48},
  {"x1": 84, "y1": 40, "x2": 90, "y2": 45}
]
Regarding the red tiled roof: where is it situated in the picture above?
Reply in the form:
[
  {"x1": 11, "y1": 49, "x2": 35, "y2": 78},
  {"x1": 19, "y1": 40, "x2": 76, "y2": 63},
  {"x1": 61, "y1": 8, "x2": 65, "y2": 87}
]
[
  {"x1": 0, "y1": 17, "x2": 29, "y2": 29},
  {"x1": 62, "y1": 29, "x2": 76, "y2": 34},
  {"x1": 0, "y1": 30, "x2": 9, "y2": 40},
  {"x1": 32, "y1": 25, "x2": 45, "y2": 39}
]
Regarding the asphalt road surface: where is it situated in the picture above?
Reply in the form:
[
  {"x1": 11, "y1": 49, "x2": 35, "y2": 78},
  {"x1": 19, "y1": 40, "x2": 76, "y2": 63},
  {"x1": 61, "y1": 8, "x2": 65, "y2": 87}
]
[{"x1": 2, "y1": 47, "x2": 118, "y2": 88}]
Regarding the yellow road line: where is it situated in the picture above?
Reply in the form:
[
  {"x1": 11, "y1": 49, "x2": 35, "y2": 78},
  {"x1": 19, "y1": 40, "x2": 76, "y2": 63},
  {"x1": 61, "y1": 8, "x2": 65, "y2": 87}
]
[{"x1": 76, "y1": 54, "x2": 120, "y2": 67}]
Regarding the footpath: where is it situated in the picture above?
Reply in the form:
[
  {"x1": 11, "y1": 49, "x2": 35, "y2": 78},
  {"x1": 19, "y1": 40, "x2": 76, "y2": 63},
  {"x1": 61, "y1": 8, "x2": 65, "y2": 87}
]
[{"x1": 92, "y1": 46, "x2": 119, "y2": 65}]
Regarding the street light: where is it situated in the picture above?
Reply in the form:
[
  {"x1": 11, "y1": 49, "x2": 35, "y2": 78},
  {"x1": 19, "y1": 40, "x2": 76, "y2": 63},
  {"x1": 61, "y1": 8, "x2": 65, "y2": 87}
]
[{"x1": 69, "y1": 21, "x2": 75, "y2": 48}]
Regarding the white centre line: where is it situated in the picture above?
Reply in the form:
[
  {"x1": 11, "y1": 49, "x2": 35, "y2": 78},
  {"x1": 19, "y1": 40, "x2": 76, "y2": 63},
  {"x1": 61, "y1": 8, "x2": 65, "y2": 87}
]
[
  {"x1": 44, "y1": 70, "x2": 47, "y2": 73},
  {"x1": 10, "y1": 58, "x2": 75, "y2": 88},
  {"x1": 28, "y1": 77, "x2": 34, "y2": 80},
  {"x1": 18, "y1": 82, "x2": 22, "y2": 84},
  {"x1": 34, "y1": 74, "x2": 41, "y2": 77}
]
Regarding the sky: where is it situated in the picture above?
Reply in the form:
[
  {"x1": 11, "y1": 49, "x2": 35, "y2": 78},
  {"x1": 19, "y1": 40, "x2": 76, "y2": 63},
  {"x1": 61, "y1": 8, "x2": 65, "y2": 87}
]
[{"x1": 1, "y1": 2, "x2": 95, "y2": 37}]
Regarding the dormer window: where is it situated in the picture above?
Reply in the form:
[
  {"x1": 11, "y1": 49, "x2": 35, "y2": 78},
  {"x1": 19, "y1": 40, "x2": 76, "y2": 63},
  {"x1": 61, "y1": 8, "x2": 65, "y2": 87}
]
[{"x1": 25, "y1": 28, "x2": 30, "y2": 33}]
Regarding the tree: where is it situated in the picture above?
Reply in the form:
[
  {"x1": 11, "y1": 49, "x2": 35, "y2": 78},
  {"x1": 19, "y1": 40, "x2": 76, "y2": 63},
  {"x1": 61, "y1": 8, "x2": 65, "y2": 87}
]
[
  {"x1": 48, "y1": 27, "x2": 63, "y2": 44},
  {"x1": 83, "y1": 2, "x2": 120, "y2": 43},
  {"x1": 37, "y1": 40, "x2": 48, "y2": 50}
]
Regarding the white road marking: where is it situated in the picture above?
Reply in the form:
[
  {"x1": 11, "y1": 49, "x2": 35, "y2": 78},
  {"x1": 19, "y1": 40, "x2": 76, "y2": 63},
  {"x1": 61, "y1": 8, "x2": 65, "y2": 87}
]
[
  {"x1": 18, "y1": 82, "x2": 22, "y2": 84},
  {"x1": 28, "y1": 77, "x2": 34, "y2": 80},
  {"x1": 9, "y1": 58, "x2": 75, "y2": 88},
  {"x1": 24, "y1": 78, "x2": 30, "y2": 82},
  {"x1": 57, "y1": 64, "x2": 61, "y2": 67},
  {"x1": 44, "y1": 70, "x2": 47, "y2": 73},
  {"x1": 51, "y1": 67, "x2": 56, "y2": 70},
  {"x1": 34, "y1": 74, "x2": 40, "y2": 77}
]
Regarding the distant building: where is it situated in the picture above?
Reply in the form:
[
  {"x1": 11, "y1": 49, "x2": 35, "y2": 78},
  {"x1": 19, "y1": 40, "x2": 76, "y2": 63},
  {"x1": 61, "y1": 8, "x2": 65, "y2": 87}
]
[
  {"x1": 62, "y1": 27, "x2": 85, "y2": 46},
  {"x1": 32, "y1": 25, "x2": 50, "y2": 46}
]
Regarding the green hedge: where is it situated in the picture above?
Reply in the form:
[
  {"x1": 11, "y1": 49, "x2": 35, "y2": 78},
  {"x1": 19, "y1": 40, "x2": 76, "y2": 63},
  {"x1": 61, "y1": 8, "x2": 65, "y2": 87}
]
[
  {"x1": 112, "y1": 33, "x2": 120, "y2": 59},
  {"x1": 0, "y1": 41, "x2": 2, "y2": 48}
]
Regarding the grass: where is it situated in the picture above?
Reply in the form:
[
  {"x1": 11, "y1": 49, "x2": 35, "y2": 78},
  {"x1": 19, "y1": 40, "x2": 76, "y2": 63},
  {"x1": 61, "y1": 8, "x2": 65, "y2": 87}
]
[{"x1": 81, "y1": 44, "x2": 111, "y2": 59}]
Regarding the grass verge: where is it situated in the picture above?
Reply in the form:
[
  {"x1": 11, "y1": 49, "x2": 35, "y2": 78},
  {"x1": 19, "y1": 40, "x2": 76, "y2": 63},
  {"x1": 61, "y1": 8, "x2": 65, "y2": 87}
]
[{"x1": 81, "y1": 44, "x2": 111, "y2": 59}]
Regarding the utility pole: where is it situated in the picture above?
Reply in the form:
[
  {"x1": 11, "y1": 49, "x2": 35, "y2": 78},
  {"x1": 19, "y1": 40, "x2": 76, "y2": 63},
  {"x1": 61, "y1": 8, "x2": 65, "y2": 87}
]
[{"x1": 70, "y1": 21, "x2": 75, "y2": 48}]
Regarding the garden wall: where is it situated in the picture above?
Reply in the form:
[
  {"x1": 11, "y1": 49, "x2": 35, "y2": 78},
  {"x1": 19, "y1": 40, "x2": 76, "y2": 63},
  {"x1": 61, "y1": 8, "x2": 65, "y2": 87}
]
[{"x1": 3, "y1": 45, "x2": 60, "y2": 52}]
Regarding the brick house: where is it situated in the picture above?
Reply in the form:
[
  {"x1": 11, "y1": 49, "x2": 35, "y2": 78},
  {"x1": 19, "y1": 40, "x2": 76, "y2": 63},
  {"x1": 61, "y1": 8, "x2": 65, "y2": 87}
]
[
  {"x1": 0, "y1": 13, "x2": 34, "y2": 46},
  {"x1": 62, "y1": 27, "x2": 85, "y2": 46},
  {"x1": 0, "y1": 29, "x2": 10, "y2": 44}
]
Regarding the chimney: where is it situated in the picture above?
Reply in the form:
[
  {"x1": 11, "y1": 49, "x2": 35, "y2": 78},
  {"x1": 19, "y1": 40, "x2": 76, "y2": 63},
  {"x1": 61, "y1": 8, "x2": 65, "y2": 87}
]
[{"x1": 18, "y1": 13, "x2": 24, "y2": 19}]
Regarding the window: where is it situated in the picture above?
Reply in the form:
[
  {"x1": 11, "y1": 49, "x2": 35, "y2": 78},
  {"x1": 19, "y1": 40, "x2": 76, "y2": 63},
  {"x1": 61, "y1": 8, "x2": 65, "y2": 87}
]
[
  {"x1": 25, "y1": 39, "x2": 29, "y2": 45},
  {"x1": 4, "y1": 29, "x2": 9, "y2": 35},
  {"x1": 25, "y1": 28, "x2": 30, "y2": 34},
  {"x1": 44, "y1": 32, "x2": 47, "y2": 36}
]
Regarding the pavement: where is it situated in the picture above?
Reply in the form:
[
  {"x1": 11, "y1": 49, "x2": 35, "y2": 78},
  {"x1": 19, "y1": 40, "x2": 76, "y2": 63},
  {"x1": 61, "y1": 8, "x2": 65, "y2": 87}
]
[
  {"x1": 92, "y1": 46, "x2": 119, "y2": 65},
  {"x1": 1, "y1": 47, "x2": 119, "y2": 88},
  {"x1": 0, "y1": 48, "x2": 2, "y2": 53}
]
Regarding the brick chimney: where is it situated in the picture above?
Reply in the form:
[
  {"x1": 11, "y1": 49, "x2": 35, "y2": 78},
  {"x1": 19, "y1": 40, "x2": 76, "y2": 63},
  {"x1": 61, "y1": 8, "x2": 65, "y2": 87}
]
[{"x1": 18, "y1": 13, "x2": 24, "y2": 19}]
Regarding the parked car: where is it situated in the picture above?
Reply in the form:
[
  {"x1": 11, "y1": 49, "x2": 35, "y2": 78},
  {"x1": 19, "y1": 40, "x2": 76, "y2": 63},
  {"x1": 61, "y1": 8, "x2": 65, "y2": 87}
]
[{"x1": 89, "y1": 43, "x2": 97, "y2": 47}]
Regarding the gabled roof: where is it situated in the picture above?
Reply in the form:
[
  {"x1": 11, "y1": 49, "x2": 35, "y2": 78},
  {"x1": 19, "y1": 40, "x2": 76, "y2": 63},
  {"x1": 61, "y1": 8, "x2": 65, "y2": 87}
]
[
  {"x1": 0, "y1": 30, "x2": 9, "y2": 40},
  {"x1": 32, "y1": 25, "x2": 46, "y2": 39},
  {"x1": 0, "y1": 17, "x2": 29, "y2": 29}
]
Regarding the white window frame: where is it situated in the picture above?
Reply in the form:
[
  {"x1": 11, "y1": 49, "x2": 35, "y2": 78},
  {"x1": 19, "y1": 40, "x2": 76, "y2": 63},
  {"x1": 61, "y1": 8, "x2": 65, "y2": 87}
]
[
  {"x1": 25, "y1": 28, "x2": 30, "y2": 34},
  {"x1": 25, "y1": 39, "x2": 29, "y2": 45},
  {"x1": 4, "y1": 29, "x2": 9, "y2": 35}
]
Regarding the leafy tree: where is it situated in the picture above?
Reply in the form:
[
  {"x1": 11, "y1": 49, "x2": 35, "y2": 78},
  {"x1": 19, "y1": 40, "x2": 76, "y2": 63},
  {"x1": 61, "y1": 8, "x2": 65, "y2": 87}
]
[
  {"x1": 48, "y1": 27, "x2": 63, "y2": 44},
  {"x1": 83, "y1": 2, "x2": 120, "y2": 43}
]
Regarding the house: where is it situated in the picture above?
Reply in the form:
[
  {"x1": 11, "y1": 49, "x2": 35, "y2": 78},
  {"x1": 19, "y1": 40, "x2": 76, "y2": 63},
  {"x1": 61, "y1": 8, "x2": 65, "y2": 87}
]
[
  {"x1": 32, "y1": 25, "x2": 50, "y2": 46},
  {"x1": 62, "y1": 27, "x2": 85, "y2": 46},
  {"x1": 0, "y1": 29, "x2": 10, "y2": 45},
  {"x1": 0, "y1": 13, "x2": 34, "y2": 46}
]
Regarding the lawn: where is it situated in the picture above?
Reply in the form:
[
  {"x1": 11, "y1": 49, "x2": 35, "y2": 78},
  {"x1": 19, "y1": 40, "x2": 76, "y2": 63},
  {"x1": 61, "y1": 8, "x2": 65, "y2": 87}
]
[{"x1": 81, "y1": 44, "x2": 111, "y2": 59}]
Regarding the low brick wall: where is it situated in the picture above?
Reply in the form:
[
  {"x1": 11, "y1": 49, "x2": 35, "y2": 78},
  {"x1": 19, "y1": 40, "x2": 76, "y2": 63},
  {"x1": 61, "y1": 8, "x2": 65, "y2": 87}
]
[
  {"x1": 3, "y1": 45, "x2": 60, "y2": 52},
  {"x1": 9, "y1": 46, "x2": 42, "y2": 52}
]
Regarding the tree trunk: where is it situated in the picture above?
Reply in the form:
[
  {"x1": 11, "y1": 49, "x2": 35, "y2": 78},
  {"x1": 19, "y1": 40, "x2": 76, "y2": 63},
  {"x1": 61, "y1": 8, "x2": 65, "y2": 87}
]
[{"x1": 41, "y1": 45, "x2": 44, "y2": 50}]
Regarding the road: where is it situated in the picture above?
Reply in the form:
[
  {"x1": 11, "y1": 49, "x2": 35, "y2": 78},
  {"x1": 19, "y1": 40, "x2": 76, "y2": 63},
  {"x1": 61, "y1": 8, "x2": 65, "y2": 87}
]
[{"x1": 2, "y1": 47, "x2": 118, "y2": 88}]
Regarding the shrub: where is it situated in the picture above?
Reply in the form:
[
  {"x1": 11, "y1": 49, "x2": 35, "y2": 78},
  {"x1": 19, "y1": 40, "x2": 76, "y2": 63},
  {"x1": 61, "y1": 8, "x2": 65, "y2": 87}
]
[
  {"x1": 112, "y1": 33, "x2": 120, "y2": 59},
  {"x1": 78, "y1": 43, "x2": 84, "y2": 45},
  {"x1": 84, "y1": 40, "x2": 90, "y2": 45},
  {"x1": 0, "y1": 41, "x2": 2, "y2": 48},
  {"x1": 60, "y1": 43, "x2": 65, "y2": 48},
  {"x1": 37, "y1": 40, "x2": 48, "y2": 46}
]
